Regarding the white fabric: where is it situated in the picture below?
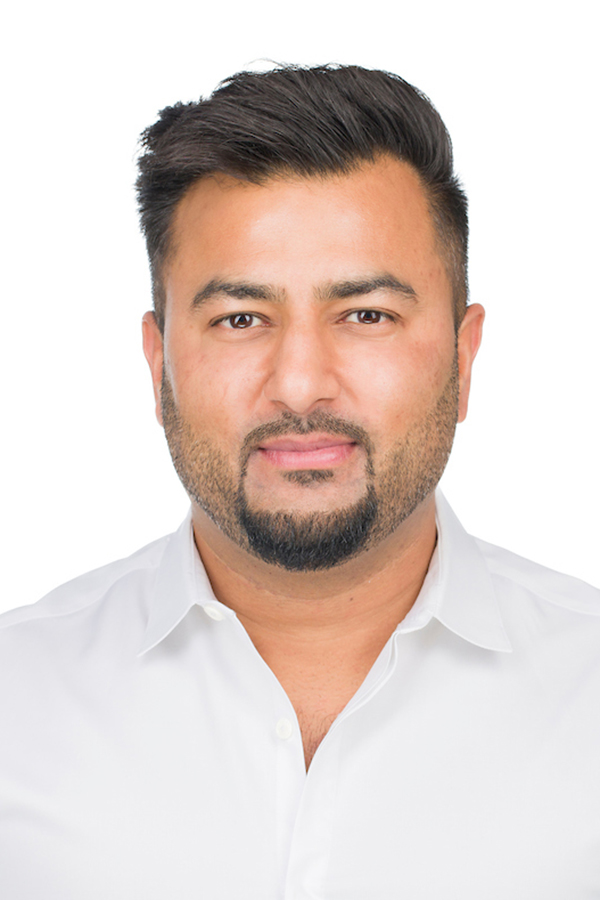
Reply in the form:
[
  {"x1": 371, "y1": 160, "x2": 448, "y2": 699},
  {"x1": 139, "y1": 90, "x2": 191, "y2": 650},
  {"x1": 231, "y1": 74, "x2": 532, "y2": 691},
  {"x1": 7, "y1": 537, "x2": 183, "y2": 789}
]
[{"x1": 1, "y1": 491, "x2": 599, "y2": 899}]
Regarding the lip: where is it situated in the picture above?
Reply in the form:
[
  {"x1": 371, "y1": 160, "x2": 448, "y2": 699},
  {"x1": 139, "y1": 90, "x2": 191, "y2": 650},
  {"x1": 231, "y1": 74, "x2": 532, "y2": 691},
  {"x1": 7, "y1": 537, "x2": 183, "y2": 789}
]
[{"x1": 257, "y1": 435, "x2": 357, "y2": 469}]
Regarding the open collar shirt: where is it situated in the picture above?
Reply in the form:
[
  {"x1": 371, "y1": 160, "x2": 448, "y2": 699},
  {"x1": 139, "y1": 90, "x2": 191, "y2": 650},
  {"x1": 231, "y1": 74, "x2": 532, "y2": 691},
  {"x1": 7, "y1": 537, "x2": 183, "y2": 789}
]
[{"x1": 1, "y1": 491, "x2": 600, "y2": 899}]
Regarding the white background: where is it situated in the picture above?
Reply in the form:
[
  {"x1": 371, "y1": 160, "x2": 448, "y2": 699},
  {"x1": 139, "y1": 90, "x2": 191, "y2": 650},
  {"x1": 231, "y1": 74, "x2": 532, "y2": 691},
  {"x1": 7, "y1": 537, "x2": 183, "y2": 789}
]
[{"x1": 1, "y1": 0, "x2": 598, "y2": 614}]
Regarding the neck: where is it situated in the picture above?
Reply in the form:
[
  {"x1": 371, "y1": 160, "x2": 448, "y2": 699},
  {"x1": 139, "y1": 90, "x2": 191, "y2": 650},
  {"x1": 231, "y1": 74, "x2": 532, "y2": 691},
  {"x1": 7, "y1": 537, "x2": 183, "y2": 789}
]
[{"x1": 192, "y1": 494, "x2": 437, "y2": 648}]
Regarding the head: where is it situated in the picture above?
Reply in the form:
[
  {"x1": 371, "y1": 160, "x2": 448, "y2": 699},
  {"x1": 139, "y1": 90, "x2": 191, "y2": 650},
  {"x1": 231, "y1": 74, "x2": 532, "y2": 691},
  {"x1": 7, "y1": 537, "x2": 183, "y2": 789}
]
[{"x1": 138, "y1": 66, "x2": 483, "y2": 572}]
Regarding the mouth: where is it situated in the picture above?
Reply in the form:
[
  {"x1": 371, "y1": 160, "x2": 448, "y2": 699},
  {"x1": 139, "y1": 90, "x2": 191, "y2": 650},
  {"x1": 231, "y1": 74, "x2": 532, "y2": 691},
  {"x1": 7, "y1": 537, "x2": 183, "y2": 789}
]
[{"x1": 257, "y1": 435, "x2": 358, "y2": 469}]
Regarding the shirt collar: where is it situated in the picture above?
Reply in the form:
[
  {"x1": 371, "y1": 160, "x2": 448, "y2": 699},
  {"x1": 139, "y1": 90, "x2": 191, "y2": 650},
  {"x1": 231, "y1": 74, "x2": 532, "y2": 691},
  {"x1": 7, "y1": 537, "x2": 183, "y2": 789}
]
[
  {"x1": 138, "y1": 510, "x2": 231, "y2": 656},
  {"x1": 398, "y1": 490, "x2": 512, "y2": 653},
  {"x1": 139, "y1": 490, "x2": 512, "y2": 656}
]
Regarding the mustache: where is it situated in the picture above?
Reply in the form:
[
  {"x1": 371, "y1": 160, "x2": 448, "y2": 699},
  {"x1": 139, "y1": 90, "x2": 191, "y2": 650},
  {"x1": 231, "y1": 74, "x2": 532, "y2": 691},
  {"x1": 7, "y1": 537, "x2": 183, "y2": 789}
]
[{"x1": 239, "y1": 410, "x2": 374, "y2": 474}]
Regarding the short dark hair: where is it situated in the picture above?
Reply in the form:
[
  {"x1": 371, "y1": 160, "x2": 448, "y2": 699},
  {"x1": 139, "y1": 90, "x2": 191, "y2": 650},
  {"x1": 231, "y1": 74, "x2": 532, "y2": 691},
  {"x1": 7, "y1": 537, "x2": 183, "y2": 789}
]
[{"x1": 136, "y1": 64, "x2": 468, "y2": 332}]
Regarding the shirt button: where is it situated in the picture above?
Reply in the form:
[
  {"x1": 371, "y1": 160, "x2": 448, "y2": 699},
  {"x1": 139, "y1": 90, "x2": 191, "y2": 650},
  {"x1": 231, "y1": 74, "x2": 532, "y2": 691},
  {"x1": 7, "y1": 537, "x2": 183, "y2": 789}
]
[
  {"x1": 276, "y1": 718, "x2": 293, "y2": 740},
  {"x1": 203, "y1": 604, "x2": 224, "y2": 621}
]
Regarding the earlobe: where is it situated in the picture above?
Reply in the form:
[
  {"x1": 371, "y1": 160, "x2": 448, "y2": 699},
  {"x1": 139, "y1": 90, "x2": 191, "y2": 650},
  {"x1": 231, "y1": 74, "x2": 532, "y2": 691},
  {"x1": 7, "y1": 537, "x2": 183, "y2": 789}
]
[
  {"x1": 142, "y1": 311, "x2": 164, "y2": 426},
  {"x1": 457, "y1": 303, "x2": 485, "y2": 423}
]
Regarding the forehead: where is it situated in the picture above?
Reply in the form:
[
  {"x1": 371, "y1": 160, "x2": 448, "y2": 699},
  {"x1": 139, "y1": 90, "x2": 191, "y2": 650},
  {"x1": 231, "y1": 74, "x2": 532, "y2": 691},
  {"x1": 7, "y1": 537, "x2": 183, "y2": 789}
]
[{"x1": 166, "y1": 157, "x2": 448, "y2": 298}]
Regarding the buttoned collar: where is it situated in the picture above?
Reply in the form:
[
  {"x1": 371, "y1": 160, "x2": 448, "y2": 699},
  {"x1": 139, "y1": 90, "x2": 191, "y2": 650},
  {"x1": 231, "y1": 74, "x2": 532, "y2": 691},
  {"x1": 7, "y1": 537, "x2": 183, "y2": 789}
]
[{"x1": 138, "y1": 490, "x2": 512, "y2": 657}]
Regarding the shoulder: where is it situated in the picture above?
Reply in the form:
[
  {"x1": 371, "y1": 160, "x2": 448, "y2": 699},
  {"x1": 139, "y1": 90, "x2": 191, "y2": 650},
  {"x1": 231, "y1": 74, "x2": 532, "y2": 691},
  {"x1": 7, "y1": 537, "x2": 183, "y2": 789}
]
[
  {"x1": 0, "y1": 532, "x2": 173, "y2": 634},
  {"x1": 476, "y1": 536, "x2": 600, "y2": 618}
]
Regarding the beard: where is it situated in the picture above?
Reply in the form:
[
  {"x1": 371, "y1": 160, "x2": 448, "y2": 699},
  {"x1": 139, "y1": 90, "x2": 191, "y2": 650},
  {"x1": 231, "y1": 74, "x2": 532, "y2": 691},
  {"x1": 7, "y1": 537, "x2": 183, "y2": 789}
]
[{"x1": 161, "y1": 356, "x2": 459, "y2": 572}]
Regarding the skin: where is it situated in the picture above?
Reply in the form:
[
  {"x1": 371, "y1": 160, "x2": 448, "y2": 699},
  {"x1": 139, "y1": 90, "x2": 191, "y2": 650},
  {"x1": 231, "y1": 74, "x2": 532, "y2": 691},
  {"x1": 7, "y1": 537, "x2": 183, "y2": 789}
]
[{"x1": 142, "y1": 156, "x2": 484, "y2": 767}]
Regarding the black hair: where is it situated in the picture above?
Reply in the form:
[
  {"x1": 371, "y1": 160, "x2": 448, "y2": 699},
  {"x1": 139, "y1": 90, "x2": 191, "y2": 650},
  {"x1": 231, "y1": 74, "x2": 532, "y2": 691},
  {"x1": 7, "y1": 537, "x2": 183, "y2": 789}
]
[{"x1": 136, "y1": 64, "x2": 468, "y2": 332}]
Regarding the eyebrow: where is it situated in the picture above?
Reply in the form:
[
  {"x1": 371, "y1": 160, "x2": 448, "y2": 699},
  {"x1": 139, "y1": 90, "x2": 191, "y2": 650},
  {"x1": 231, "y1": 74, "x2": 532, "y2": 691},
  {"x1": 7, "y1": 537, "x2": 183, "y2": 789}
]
[
  {"x1": 191, "y1": 274, "x2": 417, "y2": 310},
  {"x1": 316, "y1": 275, "x2": 417, "y2": 302},
  {"x1": 192, "y1": 279, "x2": 284, "y2": 307}
]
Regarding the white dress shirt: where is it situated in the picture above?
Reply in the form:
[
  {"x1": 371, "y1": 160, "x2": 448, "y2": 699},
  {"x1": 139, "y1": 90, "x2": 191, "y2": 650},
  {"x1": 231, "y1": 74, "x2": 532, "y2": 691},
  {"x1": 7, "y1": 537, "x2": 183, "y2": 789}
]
[{"x1": 1, "y1": 491, "x2": 599, "y2": 899}]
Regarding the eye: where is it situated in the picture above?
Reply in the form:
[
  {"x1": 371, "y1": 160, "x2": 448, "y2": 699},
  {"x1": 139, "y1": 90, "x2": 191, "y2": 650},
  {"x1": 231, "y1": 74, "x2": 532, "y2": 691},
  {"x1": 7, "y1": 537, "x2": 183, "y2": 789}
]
[
  {"x1": 217, "y1": 313, "x2": 263, "y2": 329},
  {"x1": 344, "y1": 309, "x2": 391, "y2": 325}
]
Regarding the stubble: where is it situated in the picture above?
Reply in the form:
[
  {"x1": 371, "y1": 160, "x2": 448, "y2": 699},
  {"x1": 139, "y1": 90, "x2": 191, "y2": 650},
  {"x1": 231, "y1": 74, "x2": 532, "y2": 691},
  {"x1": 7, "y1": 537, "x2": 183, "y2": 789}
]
[{"x1": 160, "y1": 355, "x2": 459, "y2": 571}]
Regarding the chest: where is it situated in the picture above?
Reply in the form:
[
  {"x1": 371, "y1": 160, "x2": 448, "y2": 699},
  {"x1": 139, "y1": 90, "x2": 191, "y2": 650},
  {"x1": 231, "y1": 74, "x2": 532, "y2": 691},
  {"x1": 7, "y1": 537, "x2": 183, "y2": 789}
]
[
  {"x1": 277, "y1": 665, "x2": 373, "y2": 769},
  {"x1": 4, "y1": 611, "x2": 600, "y2": 900},
  {"x1": 4, "y1": 668, "x2": 600, "y2": 900},
  {"x1": 296, "y1": 706, "x2": 342, "y2": 768}
]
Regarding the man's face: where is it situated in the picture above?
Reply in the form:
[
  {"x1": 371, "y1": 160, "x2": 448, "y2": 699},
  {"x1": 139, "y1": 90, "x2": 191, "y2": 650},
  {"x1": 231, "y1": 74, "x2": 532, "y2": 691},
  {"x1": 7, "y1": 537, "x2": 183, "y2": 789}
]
[{"x1": 143, "y1": 157, "x2": 483, "y2": 570}]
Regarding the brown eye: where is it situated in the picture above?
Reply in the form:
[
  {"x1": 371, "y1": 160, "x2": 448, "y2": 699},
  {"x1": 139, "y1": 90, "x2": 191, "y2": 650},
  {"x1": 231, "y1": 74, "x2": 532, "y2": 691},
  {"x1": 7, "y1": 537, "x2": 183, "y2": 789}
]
[
  {"x1": 224, "y1": 314, "x2": 258, "y2": 329},
  {"x1": 347, "y1": 310, "x2": 388, "y2": 324},
  {"x1": 358, "y1": 310, "x2": 381, "y2": 324}
]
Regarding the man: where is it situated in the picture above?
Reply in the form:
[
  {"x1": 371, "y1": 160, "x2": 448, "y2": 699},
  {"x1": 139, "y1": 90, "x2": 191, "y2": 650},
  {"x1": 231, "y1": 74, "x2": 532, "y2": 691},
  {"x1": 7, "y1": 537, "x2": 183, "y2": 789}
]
[{"x1": 1, "y1": 65, "x2": 599, "y2": 899}]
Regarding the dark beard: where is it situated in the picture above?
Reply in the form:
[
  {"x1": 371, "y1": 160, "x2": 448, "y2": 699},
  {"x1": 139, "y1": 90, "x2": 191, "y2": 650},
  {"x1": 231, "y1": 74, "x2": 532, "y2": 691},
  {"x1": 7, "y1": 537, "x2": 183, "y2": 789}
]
[
  {"x1": 237, "y1": 482, "x2": 378, "y2": 571},
  {"x1": 160, "y1": 355, "x2": 458, "y2": 572}
]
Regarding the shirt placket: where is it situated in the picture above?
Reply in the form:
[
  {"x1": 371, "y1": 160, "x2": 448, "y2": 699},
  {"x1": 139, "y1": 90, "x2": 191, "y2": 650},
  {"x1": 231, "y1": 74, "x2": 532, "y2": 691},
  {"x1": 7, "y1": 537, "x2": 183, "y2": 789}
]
[{"x1": 282, "y1": 634, "x2": 400, "y2": 899}]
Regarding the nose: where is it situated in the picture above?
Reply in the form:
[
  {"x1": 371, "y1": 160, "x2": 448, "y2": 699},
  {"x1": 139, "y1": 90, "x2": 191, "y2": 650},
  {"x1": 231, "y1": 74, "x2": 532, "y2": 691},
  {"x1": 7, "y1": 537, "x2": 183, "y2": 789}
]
[{"x1": 263, "y1": 320, "x2": 341, "y2": 416}]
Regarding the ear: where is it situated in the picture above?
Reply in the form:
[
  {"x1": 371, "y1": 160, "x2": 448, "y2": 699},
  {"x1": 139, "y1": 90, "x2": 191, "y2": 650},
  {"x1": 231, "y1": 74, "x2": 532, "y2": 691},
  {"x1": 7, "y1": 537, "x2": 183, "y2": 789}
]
[
  {"x1": 142, "y1": 311, "x2": 164, "y2": 426},
  {"x1": 456, "y1": 303, "x2": 485, "y2": 423}
]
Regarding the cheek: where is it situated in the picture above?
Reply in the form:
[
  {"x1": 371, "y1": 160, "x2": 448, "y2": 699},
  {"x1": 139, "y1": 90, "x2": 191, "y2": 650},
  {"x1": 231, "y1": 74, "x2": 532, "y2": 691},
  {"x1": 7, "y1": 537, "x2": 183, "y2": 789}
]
[
  {"x1": 165, "y1": 333, "x2": 267, "y2": 436},
  {"x1": 346, "y1": 337, "x2": 449, "y2": 402},
  {"x1": 344, "y1": 337, "x2": 454, "y2": 436}
]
